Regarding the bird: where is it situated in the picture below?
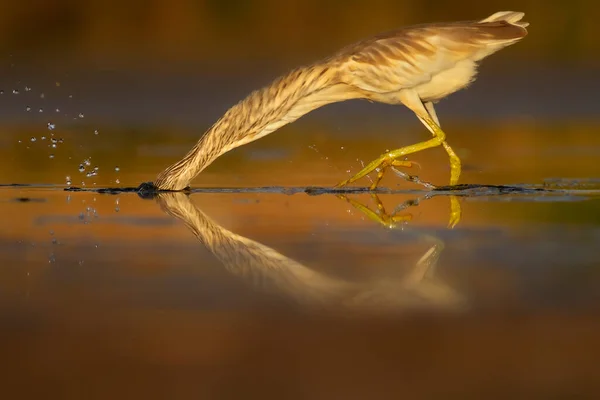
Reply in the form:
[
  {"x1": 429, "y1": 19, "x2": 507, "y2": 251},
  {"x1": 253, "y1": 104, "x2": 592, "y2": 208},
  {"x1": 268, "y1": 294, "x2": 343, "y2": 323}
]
[{"x1": 150, "y1": 11, "x2": 528, "y2": 191}]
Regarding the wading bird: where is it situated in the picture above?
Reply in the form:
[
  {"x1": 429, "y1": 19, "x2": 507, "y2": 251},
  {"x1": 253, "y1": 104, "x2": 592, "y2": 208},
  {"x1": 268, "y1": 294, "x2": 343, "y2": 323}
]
[{"x1": 151, "y1": 11, "x2": 528, "y2": 191}]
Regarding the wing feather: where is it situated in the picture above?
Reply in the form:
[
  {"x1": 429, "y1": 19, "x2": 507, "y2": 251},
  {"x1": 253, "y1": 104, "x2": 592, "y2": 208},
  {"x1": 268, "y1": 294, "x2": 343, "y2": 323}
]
[{"x1": 334, "y1": 18, "x2": 527, "y2": 94}]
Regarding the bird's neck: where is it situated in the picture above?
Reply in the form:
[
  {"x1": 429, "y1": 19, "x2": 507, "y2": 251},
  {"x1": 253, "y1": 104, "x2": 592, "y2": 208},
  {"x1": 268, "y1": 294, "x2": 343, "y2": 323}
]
[{"x1": 154, "y1": 63, "x2": 340, "y2": 190}]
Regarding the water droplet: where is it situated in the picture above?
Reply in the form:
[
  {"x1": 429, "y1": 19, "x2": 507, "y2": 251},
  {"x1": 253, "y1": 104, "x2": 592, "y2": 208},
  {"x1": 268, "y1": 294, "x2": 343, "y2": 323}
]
[
  {"x1": 55, "y1": 108, "x2": 60, "y2": 113},
  {"x1": 25, "y1": 86, "x2": 31, "y2": 92},
  {"x1": 340, "y1": 146, "x2": 344, "y2": 150},
  {"x1": 40, "y1": 93, "x2": 45, "y2": 99},
  {"x1": 12, "y1": 89, "x2": 19, "y2": 94},
  {"x1": 78, "y1": 164, "x2": 85, "y2": 172},
  {"x1": 30, "y1": 137, "x2": 36, "y2": 142},
  {"x1": 114, "y1": 166, "x2": 120, "y2": 172},
  {"x1": 51, "y1": 144, "x2": 57, "y2": 148},
  {"x1": 94, "y1": 129, "x2": 99, "y2": 135},
  {"x1": 58, "y1": 138, "x2": 64, "y2": 144},
  {"x1": 51, "y1": 138, "x2": 57, "y2": 143},
  {"x1": 0, "y1": 90, "x2": 3, "y2": 95},
  {"x1": 38, "y1": 108, "x2": 43, "y2": 113},
  {"x1": 47, "y1": 122, "x2": 55, "y2": 130},
  {"x1": 84, "y1": 158, "x2": 91, "y2": 167},
  {"x1": 25, "y1": 106, "x2": 31, "y2": 112},
  {"x1": 115, "y1": 178, "x2": 120, "y2": 184},
  {"x1": 69, "y1": 94, "x2": 73, "y2": 98},
  {"x1": 66, "y1": 176, "x2": 71, "y2": 185},
  {"x1": 93, "y1": 166, "x2": 99, "y2": 172},
  {"x1": 49, "y1": 154, "x2": 54, "y2": 159},
  {"x1": 78, "y1": 113, "x2": 84, "y2": 118}
]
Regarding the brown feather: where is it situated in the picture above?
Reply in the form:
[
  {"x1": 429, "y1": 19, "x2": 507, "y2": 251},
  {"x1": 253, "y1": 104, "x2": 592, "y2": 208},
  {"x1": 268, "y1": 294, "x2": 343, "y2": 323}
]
[{"x1": 153, "y1": 12, "x2": 528, "y2": 190}]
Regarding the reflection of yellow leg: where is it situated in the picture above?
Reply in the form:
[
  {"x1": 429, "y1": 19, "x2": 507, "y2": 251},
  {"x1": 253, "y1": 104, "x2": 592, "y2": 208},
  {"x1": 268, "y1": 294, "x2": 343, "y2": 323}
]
[
  {"x1": 448, "y1": 196, "x2": 461, "y2": 229},
  {"x1": 336, "y1": 115, "x2": 461, "y2": 189},
  {"x1": 338, "y1": 194, "x2": 413, "y2": 229},
  {"x1": 339, "y1": 192, "x2": 462, "y2": 230}
]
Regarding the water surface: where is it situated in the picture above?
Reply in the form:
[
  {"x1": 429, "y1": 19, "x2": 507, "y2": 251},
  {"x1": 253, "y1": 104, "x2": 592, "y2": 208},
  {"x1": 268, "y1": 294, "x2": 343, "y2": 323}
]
[{"x1": 2, "y1": 117, "x2": 600, "y2": 397}]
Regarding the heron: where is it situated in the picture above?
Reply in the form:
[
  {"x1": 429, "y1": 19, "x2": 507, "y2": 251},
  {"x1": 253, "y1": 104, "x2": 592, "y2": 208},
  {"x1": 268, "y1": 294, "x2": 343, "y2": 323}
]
[{"x1": 150, "y1": 11, "x2": 528, "y2": 191}]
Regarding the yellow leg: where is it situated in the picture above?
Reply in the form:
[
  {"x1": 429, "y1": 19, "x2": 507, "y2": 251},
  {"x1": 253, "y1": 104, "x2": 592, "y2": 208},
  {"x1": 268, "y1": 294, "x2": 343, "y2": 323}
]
[
  {"x1": 422, "y1": 101, "x2": 461, "y2": 185},
  {"x1": 336, "y1": 117, "x2": 461, "y2": 189},
  {"x1": 336, "y1": 115, "x2": 461, "y2": 189},
  {"x1": 369, "y1": 160, "x2": 414, "y2": 190},
  {"x1": 442, "y1": 141, "x2": 461, "y2": 186}
]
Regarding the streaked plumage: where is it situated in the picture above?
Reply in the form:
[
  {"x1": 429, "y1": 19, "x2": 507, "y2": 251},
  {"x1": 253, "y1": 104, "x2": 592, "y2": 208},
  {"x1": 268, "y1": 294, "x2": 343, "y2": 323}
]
[{"x1": 151, "y1": 11, "x2": 528, "y2": 191}]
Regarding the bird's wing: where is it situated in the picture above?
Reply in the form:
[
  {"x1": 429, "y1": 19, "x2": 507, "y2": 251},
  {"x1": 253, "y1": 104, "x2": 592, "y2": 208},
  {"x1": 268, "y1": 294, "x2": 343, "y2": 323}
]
[{"x1": 337, "y1": 21, "x2": 526, "y2": 93}]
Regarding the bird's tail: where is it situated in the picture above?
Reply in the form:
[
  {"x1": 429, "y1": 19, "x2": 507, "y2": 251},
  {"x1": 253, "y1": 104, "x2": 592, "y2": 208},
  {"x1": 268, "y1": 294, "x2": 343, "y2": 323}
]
[{"x1": 480, "y1": 11, "x2": 529, "y2": 28}]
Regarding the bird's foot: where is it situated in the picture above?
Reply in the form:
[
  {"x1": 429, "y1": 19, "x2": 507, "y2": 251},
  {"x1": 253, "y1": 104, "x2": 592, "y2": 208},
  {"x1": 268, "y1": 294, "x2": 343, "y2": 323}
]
[
  {"x1": 390, "y1": 165, "x2": 436, "y2": 190},
  {"x1": 336, "y1": 152, "x2": 430, "y2": 190}
]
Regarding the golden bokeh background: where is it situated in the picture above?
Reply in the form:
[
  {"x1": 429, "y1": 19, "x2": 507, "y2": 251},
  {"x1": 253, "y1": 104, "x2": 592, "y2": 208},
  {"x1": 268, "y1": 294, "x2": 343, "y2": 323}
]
[
  {"x1": 1, "y1": 0, "x2": 599, "y2": 187},
  {"x1": 0, "y1": 0, "x2": 597, "y2": 71},
  {"x1": 2, "y1": 3, "x2": 600, "y2": 398}
]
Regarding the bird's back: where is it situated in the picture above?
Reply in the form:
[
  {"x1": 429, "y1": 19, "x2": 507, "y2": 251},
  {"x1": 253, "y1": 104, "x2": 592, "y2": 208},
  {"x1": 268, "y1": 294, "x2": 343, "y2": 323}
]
[{"x1": 332, "y1": 11, "x2": 528, "y2": 102}]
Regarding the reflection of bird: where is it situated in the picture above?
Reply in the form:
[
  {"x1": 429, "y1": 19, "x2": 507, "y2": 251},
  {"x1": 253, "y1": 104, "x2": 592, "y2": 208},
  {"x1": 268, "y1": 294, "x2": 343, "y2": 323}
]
[
  {"x1": 151, "y1": 12, "x2": 528, "y2": 191},
  {"x1": 155, "y1": 192, "x2": 465, "y2": 314}
]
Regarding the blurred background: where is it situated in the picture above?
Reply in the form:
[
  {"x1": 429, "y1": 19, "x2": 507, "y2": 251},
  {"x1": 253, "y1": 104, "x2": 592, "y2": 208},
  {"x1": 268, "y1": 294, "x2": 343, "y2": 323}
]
[
  {"x1": 2, "y1": 3, "x2": 600, "y2": 398},
  {"x1": 0, "y1": 0, "x2": 598, "y2": 69},
  {"x1": 1, "y1": 0, "x2": 599, "y2": 186},
  {"x1": 0, "y1": 0, "x2": 597, "y2": 127}
]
